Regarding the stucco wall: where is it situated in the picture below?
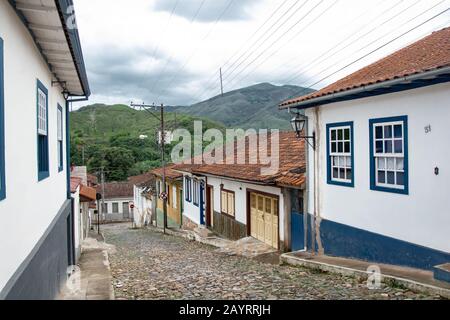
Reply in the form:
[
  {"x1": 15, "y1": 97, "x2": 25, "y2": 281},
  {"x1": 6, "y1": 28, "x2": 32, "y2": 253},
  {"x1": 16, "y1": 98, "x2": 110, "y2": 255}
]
[
  {"x1": 305, "y1": 82, "x2": 450, "y2": 253},
  {"x1": 0, "y1": 3, "x2": 69, "y2": 293}
]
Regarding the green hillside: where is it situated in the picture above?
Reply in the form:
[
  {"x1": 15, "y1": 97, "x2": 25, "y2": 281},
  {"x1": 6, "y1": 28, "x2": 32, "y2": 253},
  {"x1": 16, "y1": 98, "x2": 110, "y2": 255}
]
[
  {"x1": 70, "y1": 104, "x2": 225, "y2": 181},
  {"x1": 171, "y1": 83, "x2": 314, "y2": 130}
]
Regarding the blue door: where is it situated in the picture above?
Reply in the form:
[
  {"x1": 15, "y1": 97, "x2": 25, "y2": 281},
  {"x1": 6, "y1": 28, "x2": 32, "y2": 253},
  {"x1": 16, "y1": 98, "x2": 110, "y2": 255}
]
[
  {"x1": 200, "y1": 182, "x2": 205, "y2": 225},
  {"x1": 291, "y1": 212, "x2": 305, "y2": 251}
]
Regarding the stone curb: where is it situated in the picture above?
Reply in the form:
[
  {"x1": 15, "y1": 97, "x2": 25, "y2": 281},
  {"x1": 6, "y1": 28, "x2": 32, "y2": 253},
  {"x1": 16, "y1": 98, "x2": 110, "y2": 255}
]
[{"x1": 281, "y1": 253, "x2": 450, "y2": 300}]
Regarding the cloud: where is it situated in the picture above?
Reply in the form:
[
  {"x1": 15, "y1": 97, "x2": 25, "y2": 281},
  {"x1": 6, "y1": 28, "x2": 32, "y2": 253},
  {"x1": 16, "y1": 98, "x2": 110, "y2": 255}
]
[
  {"x1": 85, "y1": 45, "x2": 200, "y2": 106},
  {"x1": 153, "y1": 0, "x2": 260, "y2": 22}
]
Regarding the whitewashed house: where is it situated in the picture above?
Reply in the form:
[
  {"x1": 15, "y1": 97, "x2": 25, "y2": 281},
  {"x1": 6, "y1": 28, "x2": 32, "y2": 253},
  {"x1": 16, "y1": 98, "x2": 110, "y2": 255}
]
[
  {"x1": 130, "y1": 173, "x2": 155, "y2": 228},
  {"x1": 70, "y1": 177, "x2": 96, "y2": 261},
  {"x1": 0, "y1": 0, "x2": 90, "y2": 299},
  {"x1": 174, "y1": 132, "x2": 306, "y2": 251},
  {"x1": 279, "y1": 27, "x2": 450, "y2": 277},
  {"x1": 98, "y1": 182, "x2": 134, "y2": 222}
]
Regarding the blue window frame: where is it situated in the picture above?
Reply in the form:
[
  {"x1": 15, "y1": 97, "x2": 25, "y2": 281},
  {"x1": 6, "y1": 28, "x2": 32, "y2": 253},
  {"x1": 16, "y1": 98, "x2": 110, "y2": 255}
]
[
  {"x1": 57, "y1": 104, "x2": 64, "y2": 172},
  {"x1": 0, "y1": 38, "x2": 5, "y2": 201},
  {"x1": 185, "y1": 177, "x2": 192, "y2": 202},
  {"x1": 326, "y1": 122, "x2": 354, "y2": 187},
  {"x1": 193, "y1": 179, "x2": 199, "y2": 207},
  {"x1": 37, "y1": 80, "x2": 49, "y2": 181},
  {"x1": 369, "y1": 116, "x2": 409, "y2": 195}
]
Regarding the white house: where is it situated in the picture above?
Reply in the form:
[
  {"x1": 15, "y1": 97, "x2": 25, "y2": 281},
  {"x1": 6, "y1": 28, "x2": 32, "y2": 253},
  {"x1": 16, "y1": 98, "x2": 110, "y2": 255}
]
[
  {"x1": 174, "y1": 132, "x2": 306, "y2": 251},
  {"x1": 98, "y1": 182, "x2": 134, "y2": 222},
  {"x1": 70, "y1": 177, "x2": 96, "y2": 261},
  {"x1": 0, "y1": 0, "x2": 90, "y2": 299},
  {"x1": 130, "y1": 173, "x2": 155, "y2": 228},
  {"x1": 279, "y1": 27, "x2": 450, "y2": 277}
]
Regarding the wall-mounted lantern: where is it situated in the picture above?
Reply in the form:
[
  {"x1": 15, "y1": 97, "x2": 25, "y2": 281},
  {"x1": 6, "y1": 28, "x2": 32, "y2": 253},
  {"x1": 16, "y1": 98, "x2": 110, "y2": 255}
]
[{"x1": 291, "y1": 113, "x2": 316, "y2": 151}]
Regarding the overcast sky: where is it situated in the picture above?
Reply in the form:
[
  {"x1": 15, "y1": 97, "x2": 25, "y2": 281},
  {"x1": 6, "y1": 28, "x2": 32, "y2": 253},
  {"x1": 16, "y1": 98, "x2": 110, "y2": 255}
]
[{"x1": 73, "y1": 0, "x2": 450, "y2": 108}]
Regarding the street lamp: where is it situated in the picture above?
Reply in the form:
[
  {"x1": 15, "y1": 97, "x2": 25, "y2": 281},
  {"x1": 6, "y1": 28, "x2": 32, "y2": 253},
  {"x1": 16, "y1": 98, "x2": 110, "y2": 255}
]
[
  {"x1": 291, "y1": 113, "x2": 316, "y2": 151},
  {"x1": 62, "y1": 89, "x2": 70, "y2": 100}
]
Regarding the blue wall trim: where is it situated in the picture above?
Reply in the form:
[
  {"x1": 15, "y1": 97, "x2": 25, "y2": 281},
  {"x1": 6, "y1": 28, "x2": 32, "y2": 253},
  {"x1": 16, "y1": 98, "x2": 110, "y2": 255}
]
[
  {"x1": 57, "y1": 104, "x2": 63, "y2": 172},
  {"x1": 65, "y1": 101, "x2": 70, "y2": 199},
  {"x1": 0, "y1": 38, "x2": 5, "y2": 201},
  {"x1": 369, "y1": 116, "x2": 409, "y2": 195},
  {"x1": 326, "y1": 121, "x2": 355, "y2": 188},
  {"x1": 36, "y1": 79, "x2": 49, "y2": 181}
]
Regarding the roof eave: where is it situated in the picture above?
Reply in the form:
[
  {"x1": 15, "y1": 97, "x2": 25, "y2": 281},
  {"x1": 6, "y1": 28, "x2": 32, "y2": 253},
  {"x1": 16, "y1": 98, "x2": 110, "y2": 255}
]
[{"x1": 280, "y1": 66, "x2": 450, "y2": 110}]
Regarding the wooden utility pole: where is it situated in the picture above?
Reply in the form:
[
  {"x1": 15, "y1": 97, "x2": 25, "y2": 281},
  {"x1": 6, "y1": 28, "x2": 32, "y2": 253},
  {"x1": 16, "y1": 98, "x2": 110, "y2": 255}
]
[
  {"x1": 130, "y1": 102, "x2": 168, "y2": 234},
  {"x1": 220, "y1": 68, "x2": 224, "y2": 97},
  {"x1": 100, "y1": 168, "x2": 106, "y2": 234}
]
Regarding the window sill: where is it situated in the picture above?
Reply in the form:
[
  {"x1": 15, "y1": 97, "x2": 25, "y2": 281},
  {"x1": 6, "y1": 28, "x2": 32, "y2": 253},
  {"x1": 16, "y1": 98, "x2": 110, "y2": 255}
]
[
  {"x1": 327, "y1": 180, "x2": 354, "y2": 188},
  {"x1": 38, "y1": 171, "x2": 50, "y2": 182},
  {"x1": 371, "y1": 185, "x2": 409, "y2": 195}
]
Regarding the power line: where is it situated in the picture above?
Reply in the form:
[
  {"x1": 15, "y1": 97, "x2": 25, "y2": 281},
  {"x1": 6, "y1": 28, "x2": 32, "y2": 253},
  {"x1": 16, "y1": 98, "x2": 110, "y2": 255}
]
[
  {"x1": 222, "y1": 0, "x2": 310, "y2": 84},
  {"x1": 154, "y1": 0, "x2": 236, "y2": 103},
  {"x1": 286, "y1": 0, "x2": 428, "y2": 84},
  {"x1": 295, "y1": 6, "x2": 449, "y2": 94},
  {"x1": 150, "y1": 0, "x2": 207, "y2": 97},
  {"x1": 281, "y1": 0, "x2": 404, "y2": 84},
  {"x1": 226, "y1": 0, "x2": 339, "y2": 92},
  {"x1": 188, "y1": 0, "x2": 292, "y2": 103},
  {"x1": 303, "y1": 1, "x2": 449, "y2": 89}
]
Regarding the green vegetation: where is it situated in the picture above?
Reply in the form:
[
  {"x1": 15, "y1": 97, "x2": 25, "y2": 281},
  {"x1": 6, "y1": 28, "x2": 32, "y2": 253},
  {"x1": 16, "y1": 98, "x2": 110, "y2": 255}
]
[
  {"x1": 70, "y1": 104, "x2": 225, "y2": 181},
  {"x1": 170, "y1": 83, "x2": 314, "y2": 130}
]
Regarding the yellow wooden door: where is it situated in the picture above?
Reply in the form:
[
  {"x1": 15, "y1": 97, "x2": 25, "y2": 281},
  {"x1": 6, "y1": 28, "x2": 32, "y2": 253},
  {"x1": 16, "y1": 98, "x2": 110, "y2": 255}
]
[
  {"x1": 257, "y1": 195, "x2": 265, "y2": 242},
  {"x1": 264, "y1": 197, "x2": 273, "y2": 246},
  {"x1": 250, "y1": 193, "x2": 257, "y2": 238},
  {"x1": 272, "y1": 199, "x2": 279, "y2": 249}
]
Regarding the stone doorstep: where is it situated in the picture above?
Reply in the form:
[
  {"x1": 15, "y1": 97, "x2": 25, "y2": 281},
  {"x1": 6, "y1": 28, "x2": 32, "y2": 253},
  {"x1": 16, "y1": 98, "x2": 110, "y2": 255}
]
[
  {"x1": 281, "y1": 252, "x2": 450, "y2": 300},
  {"x1": 434, "y1": 263, "x2": 450, "y2": 284}
]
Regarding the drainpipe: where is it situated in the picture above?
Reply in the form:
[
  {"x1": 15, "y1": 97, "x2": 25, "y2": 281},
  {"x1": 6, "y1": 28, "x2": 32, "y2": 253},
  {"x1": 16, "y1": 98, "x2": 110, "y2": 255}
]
[
  {"x1": 313, "y1": 108, "x2": 324, "y2": 255},
  {"x1": 65, "y1": 96, "x2": 89, "y2": 200}
]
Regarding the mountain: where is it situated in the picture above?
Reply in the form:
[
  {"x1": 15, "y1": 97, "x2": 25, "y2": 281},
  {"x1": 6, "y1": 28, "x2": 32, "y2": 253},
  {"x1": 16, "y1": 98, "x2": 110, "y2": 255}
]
[
  {"x1": 70, "y1": 104, "x2": 225, "y2": 181},
  {"x1": 171, "y1": 83, "x2": 314, "y2": 130}
]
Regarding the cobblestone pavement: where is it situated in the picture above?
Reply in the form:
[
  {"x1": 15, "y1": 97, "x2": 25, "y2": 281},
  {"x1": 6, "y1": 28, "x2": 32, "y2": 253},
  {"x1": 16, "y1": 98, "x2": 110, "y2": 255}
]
[{"x1": 103, "y1": 223, "x2": 440, "y2": 300}]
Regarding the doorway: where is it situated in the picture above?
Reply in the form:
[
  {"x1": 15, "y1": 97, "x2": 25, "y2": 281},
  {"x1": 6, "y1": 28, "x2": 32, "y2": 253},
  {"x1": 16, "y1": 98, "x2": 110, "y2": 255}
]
[{"x1": 206, "y1": 185, "x2": 214, "y2": 228}]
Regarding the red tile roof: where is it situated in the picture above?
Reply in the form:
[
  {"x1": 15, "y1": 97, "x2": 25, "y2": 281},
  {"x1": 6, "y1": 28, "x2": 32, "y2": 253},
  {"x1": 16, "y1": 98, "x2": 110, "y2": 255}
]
[
  {"x1": 151, "y1": 165, "x2": 183, "y2": 180},
  {"x1": 128, "y1": 172, "x2": 155, "y2": 187},
  {"x1": 70, "y1": 177, "x2": 82, "y2": 193},
  {"x1": 80, "y1": 185, "x2": 97, "y2": 202},
  {"x1": 97, "y1": 182, "x2": 134, "y2": 199},
  {"x1": 280, "y1": 27, "x2": 450, "y2": 108},
  {"x1": 173, "y1": 132, "x2": 306, "y2": 187}
]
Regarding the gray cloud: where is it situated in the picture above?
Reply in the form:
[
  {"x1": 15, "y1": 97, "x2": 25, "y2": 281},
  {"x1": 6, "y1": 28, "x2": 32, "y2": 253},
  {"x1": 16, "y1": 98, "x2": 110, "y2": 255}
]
[
  {"x1": 153, "y1": 0, "x2": 260, "y2": 22},
  {"x1": 85, "y1": 46, "x2": 200, "y2": 105}
]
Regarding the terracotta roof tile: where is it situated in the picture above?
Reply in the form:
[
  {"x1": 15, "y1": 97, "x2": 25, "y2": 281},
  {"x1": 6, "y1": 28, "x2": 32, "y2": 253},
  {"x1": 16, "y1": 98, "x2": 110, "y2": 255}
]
[
  {"x1": 173, "y1": 132, "x2": 306, "y2": 187},
  {"x1": 97, "y1": 182, "x2": 134, "y2": 199},
  {"x1": 70, "y1": 177, "x2": 82, "y2": 193},
  {"x1": 280, "y1": 27, "x2": 450, "y2": 108},
  {"x1": 151, "y1": 165, "x2": 183, "y2": 180}
]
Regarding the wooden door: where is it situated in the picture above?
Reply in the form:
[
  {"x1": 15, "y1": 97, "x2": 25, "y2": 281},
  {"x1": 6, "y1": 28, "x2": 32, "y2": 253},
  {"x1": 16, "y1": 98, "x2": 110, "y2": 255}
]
[
  {"x1": 257, "y1": 195, "x2": 265, "y2": 242},
  {"x1": 206, "y1": 185, "x2": 212, "y2": 227},
  {"x1": 250, "y1": 193, "x2": 257, "y2": 238}
]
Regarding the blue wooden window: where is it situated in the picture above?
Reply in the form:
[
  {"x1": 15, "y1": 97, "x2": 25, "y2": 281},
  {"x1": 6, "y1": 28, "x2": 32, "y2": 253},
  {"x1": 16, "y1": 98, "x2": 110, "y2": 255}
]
[
  {"x1": 326, "y1": 122, "x2": 354, "y2": 187},
  {"x1": 370, "y1": 116, "x2": 409, "y2": 195},
  {"x1": 37, "y1": 80, "x2": 49, "y2": 181},
  {"x1": 185, "y1": 177, "x2": 192, "y2": 202},
  {"x1": 193, "y1": 179, "x2": 199, "y2": 206},
  {"x1": 0, "y1": 38, "x2": 5, "y2": 201},
  {"x1": 57, "y1": 104, "x2": 63, "y2": 172}
]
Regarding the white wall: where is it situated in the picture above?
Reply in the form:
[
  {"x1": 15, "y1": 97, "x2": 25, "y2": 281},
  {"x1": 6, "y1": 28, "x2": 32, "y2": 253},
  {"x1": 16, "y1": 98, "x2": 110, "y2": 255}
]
[
  {"x1": 182, "y1": 174, "x2": 206, "y2": 226},
  {"x1": 181, "y1": 174, "x2": 286, "y2": 241},
  {"x1": 305, "y1": 82, "x2": 450, "y2": 253},
  {"x1": 207, "y1": 176, "x2": 286, "y2": 241},
  {"x1": 0, "y1": 3, "x2": 69, "y2": 292},
  {"x1": 72, "y1": 188, "x2": 81, "y2": 259},
  {"x1": 102, "y1": 198, "x2": 133, "y2": 215},
  {"x1": 133, "y1": 185, "x2": 152, "y2": 227}
]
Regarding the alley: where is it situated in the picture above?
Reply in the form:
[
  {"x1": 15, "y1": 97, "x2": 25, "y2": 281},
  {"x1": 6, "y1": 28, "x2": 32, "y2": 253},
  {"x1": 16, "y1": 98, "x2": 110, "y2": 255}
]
[{"x1": 103, "y1": 224, "x2": 439, "y2": 300}]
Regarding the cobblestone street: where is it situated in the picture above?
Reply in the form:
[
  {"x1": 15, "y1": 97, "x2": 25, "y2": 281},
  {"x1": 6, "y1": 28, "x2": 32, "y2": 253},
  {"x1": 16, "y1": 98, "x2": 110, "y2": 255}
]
[{"x1": 103, "y1": 223, "x2": 439, "y2": 300}]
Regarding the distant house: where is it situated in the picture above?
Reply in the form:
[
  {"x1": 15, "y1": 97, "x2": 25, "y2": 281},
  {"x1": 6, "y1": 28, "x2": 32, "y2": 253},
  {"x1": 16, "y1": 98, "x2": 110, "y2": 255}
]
[
  {"x1": 70, "y1": 176, "x2": 96, "y2": 261},
  {"x1": 130, "y1": 173, "x2": 155, "y2": 228},
  {"x1": 279, "y1": 27, "x2": 450, "y2": 275},
  {"x1": 98, "y1": 182, "x2": 134, "y2": 222},
  {"x1": 0, "y1": 1, "x2": 90, "y2": 299},
  {"x1": 151, "y1": 166, "x2": 184, "y2": 228},
  {"x1": 174, "y1": 132, "x2": 306, "y2": 251}
]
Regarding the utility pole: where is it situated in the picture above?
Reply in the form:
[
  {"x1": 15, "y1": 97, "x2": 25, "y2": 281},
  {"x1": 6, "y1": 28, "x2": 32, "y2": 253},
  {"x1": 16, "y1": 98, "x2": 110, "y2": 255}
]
[
  {"x1": 220, "y1": 68, "x2": 224, "y2": 97},
  {"x1": 130, "y1": 102, "x2": 168, "y2": 234},
  {"x1": 100, "y1": 167, "x2": 106, "y2": 234}
]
